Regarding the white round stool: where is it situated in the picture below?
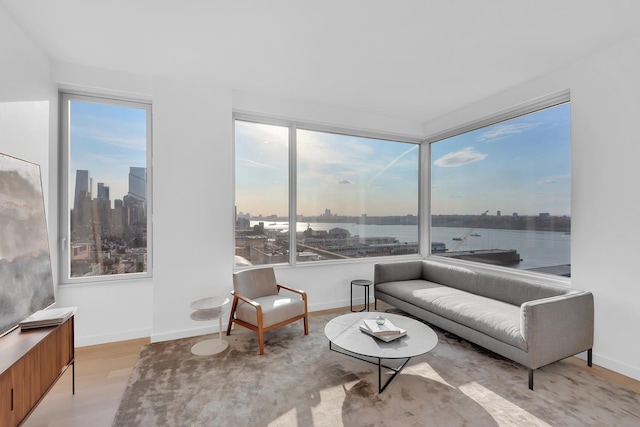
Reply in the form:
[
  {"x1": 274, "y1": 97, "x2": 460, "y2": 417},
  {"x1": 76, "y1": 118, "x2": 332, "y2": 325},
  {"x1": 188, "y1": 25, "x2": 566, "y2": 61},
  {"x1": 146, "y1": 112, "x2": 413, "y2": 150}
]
[{"x1": 189, "y1": 296, "x2": 230, "y2": 356}]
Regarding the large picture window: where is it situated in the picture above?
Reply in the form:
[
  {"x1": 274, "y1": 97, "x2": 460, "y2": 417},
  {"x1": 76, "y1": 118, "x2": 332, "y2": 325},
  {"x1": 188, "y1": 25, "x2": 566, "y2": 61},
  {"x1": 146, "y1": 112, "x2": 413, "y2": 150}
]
[
  {"x1": 430, "y1": 99, "x2": 571, "y2": 276},
  {"x1": 60, "y1": 93, "x2": 152, "y2": 282},
  {"x1": 234, "y1": 118, "x2": 420, "y2": 267}
]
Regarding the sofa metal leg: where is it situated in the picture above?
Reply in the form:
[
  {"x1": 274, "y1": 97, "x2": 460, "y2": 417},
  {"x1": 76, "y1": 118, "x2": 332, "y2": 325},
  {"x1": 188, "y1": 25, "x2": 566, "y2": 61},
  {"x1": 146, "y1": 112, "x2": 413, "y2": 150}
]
[
  {"x1": 588, "y1": 348, "x2": 592, "y2": 367},
  {"x1": 529, "y1": 369, "x2": 534, "y2": 391},
  {"x1": 374, "y1": 298, "x2": 377, "y2": 311}
]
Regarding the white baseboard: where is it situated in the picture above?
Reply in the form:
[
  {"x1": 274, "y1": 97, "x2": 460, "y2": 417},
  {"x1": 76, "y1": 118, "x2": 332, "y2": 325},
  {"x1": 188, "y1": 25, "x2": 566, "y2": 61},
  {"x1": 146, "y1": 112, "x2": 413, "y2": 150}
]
[
  {"x1": 74, "y1": 299, "x2": 381, "y2": 348},
  {"x1": 151, "y1": 322, "x2": 229, "y2": 344},
  {"x1": 76, "y1": 328, "x2": 151, "y2": 347},
  {"x1": 592, "y1": 351, "x2": 640, "y2": 382}
]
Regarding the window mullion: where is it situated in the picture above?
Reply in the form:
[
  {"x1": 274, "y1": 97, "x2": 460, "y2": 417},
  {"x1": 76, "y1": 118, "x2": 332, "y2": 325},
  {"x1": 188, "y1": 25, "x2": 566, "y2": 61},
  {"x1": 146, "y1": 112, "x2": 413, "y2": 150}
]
[{"x1": 289, "y1": 123, "x2": 298, "y2": 266}]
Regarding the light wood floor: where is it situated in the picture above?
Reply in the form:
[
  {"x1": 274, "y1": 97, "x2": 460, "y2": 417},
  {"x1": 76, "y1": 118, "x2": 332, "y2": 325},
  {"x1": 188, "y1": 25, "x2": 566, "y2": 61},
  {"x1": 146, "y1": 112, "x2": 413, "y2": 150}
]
[{"x1": 21, "y1": 306, "x2": 640, "y2": 427}]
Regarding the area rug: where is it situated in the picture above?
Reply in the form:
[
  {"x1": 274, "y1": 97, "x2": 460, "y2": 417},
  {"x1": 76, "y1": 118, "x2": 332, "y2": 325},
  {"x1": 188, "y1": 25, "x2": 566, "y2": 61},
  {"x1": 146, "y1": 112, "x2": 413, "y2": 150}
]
[{"x1": 113, "y1": 312, "x2": 640, "y2": 426}]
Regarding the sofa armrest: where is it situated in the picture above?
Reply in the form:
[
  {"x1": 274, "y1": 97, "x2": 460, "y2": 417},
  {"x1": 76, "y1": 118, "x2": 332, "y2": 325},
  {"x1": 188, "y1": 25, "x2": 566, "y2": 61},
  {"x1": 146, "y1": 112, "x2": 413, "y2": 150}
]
[
  {"x1": 521, "y1": 291, "x2": 594, "y2": 369},
  {"x1": 374, "y1": 261, "x2": 424, "y2": 285}
]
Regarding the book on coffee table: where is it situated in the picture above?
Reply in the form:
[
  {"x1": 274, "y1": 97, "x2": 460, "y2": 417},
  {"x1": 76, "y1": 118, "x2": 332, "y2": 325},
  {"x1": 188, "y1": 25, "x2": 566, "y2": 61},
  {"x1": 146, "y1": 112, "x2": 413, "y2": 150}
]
[
  {"x1": 361, "y1": 318, "x2": 404, "y2": 336},
  {"x1": 359, "y1": 324, "x2": 407, "y2": 342},
  {"x1": 360, "y1": 318, "x2": 406, "y2": 342}
]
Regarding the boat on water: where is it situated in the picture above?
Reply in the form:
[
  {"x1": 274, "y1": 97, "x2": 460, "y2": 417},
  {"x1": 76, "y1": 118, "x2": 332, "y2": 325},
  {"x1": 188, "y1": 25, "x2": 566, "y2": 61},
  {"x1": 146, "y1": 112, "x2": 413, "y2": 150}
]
[
  {"x1": 470, "y1": 233, "x2": 481, "y2": 237},
  {"x1": 452, "y1": 237, "x2": 462, "y2": 241}
]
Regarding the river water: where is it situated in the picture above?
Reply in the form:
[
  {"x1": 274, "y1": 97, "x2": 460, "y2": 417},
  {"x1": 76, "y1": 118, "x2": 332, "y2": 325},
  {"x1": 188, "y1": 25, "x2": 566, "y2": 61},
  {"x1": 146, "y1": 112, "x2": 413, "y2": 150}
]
[{"x1": 254, "y1": 222, "x2": 570, "y2": 270}]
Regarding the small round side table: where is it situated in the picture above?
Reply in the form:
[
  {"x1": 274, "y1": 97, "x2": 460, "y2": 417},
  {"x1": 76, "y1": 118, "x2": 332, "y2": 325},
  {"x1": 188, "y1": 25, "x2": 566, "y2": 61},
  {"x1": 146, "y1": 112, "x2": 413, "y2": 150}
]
[
  {"x1": 350, "y1": 279, "x2": 373, "y2": 312},
  {"x1": 189, "y1": 296, "x2": 230, "y2": 356}
]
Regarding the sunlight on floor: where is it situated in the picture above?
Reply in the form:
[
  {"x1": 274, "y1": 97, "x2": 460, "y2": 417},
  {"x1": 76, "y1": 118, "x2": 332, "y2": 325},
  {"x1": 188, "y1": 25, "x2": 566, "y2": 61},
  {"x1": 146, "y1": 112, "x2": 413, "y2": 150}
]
[{"x1": 459, "y1": 382, "x2": 551, "y2": 427}]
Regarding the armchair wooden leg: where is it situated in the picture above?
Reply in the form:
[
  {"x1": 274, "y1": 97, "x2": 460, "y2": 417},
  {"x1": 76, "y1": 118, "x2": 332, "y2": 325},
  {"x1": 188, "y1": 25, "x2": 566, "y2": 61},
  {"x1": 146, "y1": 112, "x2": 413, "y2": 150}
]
[
  {"x1": 258, "y1": 327, "x2": 265, "y2": 355},
  {"x1": 303, "y1": 313, "x2": 309, "y2": 335},
  {"x1": 226, "y1": 297, "x2": 239, "y2": 336}
]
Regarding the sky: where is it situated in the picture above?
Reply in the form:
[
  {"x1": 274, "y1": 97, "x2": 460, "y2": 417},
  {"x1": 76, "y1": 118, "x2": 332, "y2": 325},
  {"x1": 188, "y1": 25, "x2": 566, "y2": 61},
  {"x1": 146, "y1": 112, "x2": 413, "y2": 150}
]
[
  {"x1": 235, "y1": 121, "x2": 420, "y2": 217},
  {"x1": 69, "y1": 100, "x2": 148, "y2": 208},
  {"x1": 68, "y1": 100, "x2": 568, "y2": 219},
  {"x1": 237, "y1": 102, "x2": 570, "y2": 219},
  {"x1": 431, "y1": 102, "x2": 571, "y2": 216}
]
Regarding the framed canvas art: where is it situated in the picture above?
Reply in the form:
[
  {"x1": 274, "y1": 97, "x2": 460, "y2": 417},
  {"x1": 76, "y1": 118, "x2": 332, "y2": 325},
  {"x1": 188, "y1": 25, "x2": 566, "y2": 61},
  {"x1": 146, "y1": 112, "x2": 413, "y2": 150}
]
[{"x1": 0, "y1": 152, "x2": 55, "y2": 337}]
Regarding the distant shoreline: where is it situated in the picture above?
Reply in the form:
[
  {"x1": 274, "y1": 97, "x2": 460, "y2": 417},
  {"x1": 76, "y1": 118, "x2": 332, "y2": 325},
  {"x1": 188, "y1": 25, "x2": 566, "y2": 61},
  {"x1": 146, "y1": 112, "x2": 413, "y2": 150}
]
[{"x1": 248, "y1": 214, "x2": 570, "y2": 233}]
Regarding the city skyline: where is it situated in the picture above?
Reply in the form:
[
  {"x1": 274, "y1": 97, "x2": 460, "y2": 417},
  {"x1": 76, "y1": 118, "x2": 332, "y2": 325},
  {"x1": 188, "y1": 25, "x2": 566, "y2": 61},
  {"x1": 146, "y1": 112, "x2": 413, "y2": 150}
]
[
  {"x1": 73, "y1": 166, "x2": 147, "y2": 209},
  {"x1": 69, "y1": 100, "x2": 147, "y2": 208}
]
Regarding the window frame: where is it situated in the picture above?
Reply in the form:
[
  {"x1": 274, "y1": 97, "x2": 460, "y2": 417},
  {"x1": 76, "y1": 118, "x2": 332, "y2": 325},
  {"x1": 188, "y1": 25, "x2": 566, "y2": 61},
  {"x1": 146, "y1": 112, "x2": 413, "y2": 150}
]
[
  {"x1": 424, "y1": 90, "x2": 571, "y2": 284},
  {"x1": 233, "y1": 112, "x2": 423, "y2": 269},
  {"x1": 59, "y1": 91, "x2": 153, "y2": 284}
]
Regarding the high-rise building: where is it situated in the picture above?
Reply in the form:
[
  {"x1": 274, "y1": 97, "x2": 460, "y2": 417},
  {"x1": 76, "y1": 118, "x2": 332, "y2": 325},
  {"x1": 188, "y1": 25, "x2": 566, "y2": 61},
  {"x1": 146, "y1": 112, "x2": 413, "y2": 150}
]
[
  {"x1": 73, "y1": 169, "x2": 92, "y2": 228},
  {"x1": 128, "y1": 167, "x2": 146, "y2": 201},
  {"x1": 124, "y1": 166, "x2": 147, "y2": 224},
  {"x1": 97, "y1": 182, "x2": 110, "y2": 201},
  {"x1": 74, "y1": 169, "x2": 90, "y2": 211}
]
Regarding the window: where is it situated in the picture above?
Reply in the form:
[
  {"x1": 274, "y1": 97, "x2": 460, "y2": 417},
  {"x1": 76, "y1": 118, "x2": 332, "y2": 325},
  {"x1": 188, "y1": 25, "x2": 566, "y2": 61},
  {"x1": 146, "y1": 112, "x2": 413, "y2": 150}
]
[
  {"x1": 429, "y1": 98, "x2": 571, "y2": 276},
  {"x1": 234, "y1": 118, "x2": 420, "y2": 267},
  {"x1": 235, "y1": 120, "x2": 290, "y2": 265},
  {"x1": 60, "y1": 93, "x2": 152, "y2": 282}
]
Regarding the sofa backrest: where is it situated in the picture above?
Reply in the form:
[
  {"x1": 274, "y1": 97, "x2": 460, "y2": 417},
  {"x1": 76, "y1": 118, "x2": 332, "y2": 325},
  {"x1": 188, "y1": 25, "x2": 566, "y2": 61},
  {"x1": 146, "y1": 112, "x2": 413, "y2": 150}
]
[
  {"x1": 374, "y1": 261, "x2": 423, "y2": 284},
  {"x1": 422, "y1": 259, "x2": 574, "y2": 305},
  {"x1": 475, "y1": 272, "x2": 572, "y2": 306},
  {"x1": 421, "y1": 260, "x2": 479, "y2": 294},
  {"x1": 377, "y1": 259, "x2": 575, "y2": 306}
]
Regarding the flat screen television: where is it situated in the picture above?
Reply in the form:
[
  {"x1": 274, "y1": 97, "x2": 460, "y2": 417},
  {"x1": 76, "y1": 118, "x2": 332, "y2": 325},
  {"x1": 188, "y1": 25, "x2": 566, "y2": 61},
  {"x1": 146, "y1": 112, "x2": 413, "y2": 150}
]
[{"x1": 0, "y1": 153, "x2": 55, "y2": 337}]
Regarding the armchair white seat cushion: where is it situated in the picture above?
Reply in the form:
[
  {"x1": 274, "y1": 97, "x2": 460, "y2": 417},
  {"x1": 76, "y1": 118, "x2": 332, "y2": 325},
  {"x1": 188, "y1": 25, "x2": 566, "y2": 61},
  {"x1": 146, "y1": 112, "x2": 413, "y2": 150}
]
[{"x1": 236, "y1": 295, "x2": 305, "y2": 328}]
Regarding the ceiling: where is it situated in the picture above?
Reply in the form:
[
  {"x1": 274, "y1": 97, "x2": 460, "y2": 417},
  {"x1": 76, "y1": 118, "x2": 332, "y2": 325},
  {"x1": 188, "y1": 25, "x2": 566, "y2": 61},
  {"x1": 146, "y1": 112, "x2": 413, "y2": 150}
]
[{"x1": 3, "y1": 0, "x2": 640, "y2": 122}]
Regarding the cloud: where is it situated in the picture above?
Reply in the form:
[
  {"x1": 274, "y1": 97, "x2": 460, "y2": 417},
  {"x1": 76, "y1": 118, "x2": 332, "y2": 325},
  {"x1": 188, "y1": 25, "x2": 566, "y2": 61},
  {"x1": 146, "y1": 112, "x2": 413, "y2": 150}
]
[
  {"x1": 237, "y1": 158, "x2": 278, "y2": 169},
  {"x1": 71, "y1": 125, "x2": 146, "y2": 151},
  {"x1": 367, "y1": 145, "x2": 419, "y2": 186},
  {"x1": 537, "y1": 178, "x2": 557, "y2": 185},
  {"x1": 537, "y1": 174, "x2": 569, "y2": 185},
  {"x1": 477, "y1": 123, "x2": 536, "y2": 142},
  {"x1": 434, "y1": 147, "x2": 487, "y2": 167}
]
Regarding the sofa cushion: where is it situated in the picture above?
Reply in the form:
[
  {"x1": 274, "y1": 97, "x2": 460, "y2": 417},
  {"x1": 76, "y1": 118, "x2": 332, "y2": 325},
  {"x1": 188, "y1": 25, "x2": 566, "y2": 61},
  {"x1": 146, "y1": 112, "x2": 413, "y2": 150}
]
[{"x1": 376, "y1": 279, "x2": 526, "y2": 350}]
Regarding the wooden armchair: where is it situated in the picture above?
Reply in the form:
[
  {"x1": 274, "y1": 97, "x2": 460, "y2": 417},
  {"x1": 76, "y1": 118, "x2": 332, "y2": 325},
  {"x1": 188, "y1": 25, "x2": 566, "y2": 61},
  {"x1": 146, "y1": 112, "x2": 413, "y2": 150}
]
[{"x1": 226, "y1": 267, "x2": 308, "y2": 355}]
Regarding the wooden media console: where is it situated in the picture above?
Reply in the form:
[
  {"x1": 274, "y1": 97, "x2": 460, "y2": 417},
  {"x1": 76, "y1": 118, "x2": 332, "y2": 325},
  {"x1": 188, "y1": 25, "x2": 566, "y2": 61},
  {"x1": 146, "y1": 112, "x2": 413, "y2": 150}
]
[{"x1": 0, "y1": 316, "x2": 74, "y2": 427}]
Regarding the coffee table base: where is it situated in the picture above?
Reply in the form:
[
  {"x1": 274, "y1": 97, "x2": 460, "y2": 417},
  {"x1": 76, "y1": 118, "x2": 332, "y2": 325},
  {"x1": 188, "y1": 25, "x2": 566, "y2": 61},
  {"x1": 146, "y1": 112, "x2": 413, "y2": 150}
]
[{"x1": 329, "y1": 341, "x2": 412, "y2": 393}]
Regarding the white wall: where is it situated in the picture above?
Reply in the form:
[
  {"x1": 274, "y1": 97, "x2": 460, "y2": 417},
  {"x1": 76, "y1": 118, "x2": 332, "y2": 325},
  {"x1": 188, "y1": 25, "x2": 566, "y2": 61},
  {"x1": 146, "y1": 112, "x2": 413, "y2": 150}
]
[
  {"x1": 150, "y1": 77, "x2": 234, "y2": 342},
  {"x1": 0, "y1": 7, "x2": 57, "y2": 296},
  {"x1": 233, "y1": 90, "x2": 425, "y2": 139},
  {"x1": 423, "y1": 35, "x2": 640, "y2": 381}
]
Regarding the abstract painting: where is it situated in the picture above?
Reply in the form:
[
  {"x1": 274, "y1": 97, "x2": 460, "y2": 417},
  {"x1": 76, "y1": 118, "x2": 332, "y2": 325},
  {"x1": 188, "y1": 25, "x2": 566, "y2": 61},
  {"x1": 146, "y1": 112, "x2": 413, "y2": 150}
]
[{"x1": 0, "y1": 153, "x2": 54, "y2": 337}]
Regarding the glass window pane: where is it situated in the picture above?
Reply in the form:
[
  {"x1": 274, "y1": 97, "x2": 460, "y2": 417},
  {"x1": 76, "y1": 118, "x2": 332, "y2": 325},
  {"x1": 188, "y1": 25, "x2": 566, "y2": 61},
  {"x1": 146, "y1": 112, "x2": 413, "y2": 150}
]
[
  {"x1": 234, "y1": 120, "x2": 290, "y2": 266},
  {"x1": 296, "y1": 129, "x2": 419, "y2": 262},
  {"x1": 430, "y1": 102, "x2": 571, "y2": 276},
  {"x1": 67, "y1": 98, "x2": 150, "y2": 278}
]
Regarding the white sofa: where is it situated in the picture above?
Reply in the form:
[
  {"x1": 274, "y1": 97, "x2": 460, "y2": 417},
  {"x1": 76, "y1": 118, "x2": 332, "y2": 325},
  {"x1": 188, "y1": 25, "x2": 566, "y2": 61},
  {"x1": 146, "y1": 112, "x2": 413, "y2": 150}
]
[{"x1": 374, "y1": 259, "x2": 594, "y2": 389}]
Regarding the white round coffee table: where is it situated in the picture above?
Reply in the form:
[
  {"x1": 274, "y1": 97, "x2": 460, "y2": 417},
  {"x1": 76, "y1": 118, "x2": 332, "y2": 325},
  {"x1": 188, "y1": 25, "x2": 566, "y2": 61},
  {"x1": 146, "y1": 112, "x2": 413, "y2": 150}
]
[
  {"x1": 324, "y1": 312, "x2": 438, "y2": 393},
  {"x1": 190, "y1": 296, "x2": 230, "y2": 356}
]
